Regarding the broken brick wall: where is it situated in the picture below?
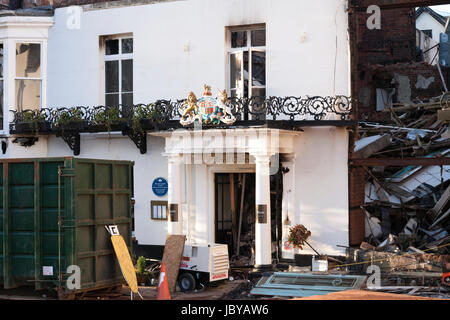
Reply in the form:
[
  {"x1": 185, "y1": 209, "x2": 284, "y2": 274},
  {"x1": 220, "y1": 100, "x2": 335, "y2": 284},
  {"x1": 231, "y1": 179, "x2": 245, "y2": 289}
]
[
  {"x1": 350, "y1": 2, "x2": 449, "y2": 122},
  {"x1": 349, "y1": 166, "x2": 366, "y2": 246},
  {"x1": 354, "y1": 8, "x2": 416, "y2": 66},
  {"x1": 350, "y1": 5, "x2": 417, "y2": 121},
  {"x1": 358, "y1": 62, "x2": 448, "y2": 121}
]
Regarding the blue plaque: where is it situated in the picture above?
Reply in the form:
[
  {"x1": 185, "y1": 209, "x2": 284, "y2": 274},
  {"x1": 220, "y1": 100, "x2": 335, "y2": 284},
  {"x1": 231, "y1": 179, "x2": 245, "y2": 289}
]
[{"x1": 152, "y1": 177, "x2": 168, "y2": 197}]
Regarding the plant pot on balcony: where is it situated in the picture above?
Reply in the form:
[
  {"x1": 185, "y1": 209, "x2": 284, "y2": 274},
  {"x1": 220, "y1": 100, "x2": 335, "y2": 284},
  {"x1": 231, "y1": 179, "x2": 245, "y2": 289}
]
[
  {"x1": 89, "y1": 120, "x2": 129, "y2": 133},
  {"x1": 139, "y1": 118, "x2": 169, "y2": 131},
  {"x1": 13, "y1": 121, "x2": 51, "y2": 134},
  {"x1": 53, "y1": 120, "x2": 89, "y2": 132}
]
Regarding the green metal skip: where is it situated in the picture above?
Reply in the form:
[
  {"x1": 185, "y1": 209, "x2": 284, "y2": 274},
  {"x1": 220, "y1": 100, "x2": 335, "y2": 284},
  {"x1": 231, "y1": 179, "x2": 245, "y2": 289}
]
[{"x1": 0, "y1": 157, "x2": 134, "y2": 297}]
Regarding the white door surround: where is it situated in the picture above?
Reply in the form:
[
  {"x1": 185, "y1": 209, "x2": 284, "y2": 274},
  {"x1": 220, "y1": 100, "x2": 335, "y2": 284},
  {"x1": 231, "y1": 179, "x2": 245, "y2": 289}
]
[{"x1": 153, "y1": 128, "x2": 300, "y2": 266}]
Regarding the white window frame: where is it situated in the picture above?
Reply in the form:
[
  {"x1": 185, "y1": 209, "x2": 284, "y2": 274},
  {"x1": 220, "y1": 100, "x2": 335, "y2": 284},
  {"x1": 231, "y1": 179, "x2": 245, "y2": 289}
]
[
  {"x1": 0, "y1": 16, "x2": 52, "y2": 137},
  {"x1": 227, "y1": 25, "x2": 266, "y2": 99},
  {"x1": 101, "y1": 34, "x2": 133, "y2": 106},
  {"x1": 14, "y1": 41, "x2": 43, "y2": 113}
]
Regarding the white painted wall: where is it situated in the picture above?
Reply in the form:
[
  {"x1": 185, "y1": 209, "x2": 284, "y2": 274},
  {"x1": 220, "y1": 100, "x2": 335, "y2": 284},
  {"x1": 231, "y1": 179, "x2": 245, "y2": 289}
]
[
  {"x1": 47, "y1": 0, "x2": 350, "y2": 106},
  {"x1": 292, "y1": 127, "x2": 349, "y2": 256},
  {"x1": 1, "y1": 0, "x2": 351, "y2": 254},
  {"x1": 416, "y1": 11, "x2": 446, "y2": 43},
  {"x1": 46, "y1": 133, "x2": 169, "y2": 245}
]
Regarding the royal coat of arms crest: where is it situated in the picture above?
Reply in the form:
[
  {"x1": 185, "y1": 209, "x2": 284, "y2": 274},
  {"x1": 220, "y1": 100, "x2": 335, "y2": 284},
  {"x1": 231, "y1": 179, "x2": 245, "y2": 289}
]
[{"x1": 180, "y1": 84, "x2": 236, "y2": 126}]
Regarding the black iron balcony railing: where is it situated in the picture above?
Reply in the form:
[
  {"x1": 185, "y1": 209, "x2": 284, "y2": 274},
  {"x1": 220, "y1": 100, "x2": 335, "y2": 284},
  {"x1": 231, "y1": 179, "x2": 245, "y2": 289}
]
[{"x1": 9, "y1": 95, "x2": 354, "y2": 155}]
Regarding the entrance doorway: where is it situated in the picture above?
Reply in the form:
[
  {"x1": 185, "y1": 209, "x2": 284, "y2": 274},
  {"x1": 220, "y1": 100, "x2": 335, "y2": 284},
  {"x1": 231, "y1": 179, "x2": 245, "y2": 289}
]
[
  {"x1": 214, "y1": 169, "x2": 283, "y2": 266},
  {"x1": 215, "y1": 173, "x2": 255, "y2": 261}
]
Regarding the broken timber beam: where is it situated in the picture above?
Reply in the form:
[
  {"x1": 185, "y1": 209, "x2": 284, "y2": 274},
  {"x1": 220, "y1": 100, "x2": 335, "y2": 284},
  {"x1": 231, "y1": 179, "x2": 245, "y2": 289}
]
[
  {"x1": 354, "y1": 134, "x2": 391, "y2": 158},
  {"x1": 350, "y1": 157, "x2": 450, "y2": 167},
  {"x1": 382, "y1": 102, "x2": 441, "y2": 113}
]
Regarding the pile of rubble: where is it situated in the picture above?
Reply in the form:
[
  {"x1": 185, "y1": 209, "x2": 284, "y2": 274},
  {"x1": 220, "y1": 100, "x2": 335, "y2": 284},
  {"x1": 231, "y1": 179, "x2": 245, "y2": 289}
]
[
  {"x1": 354, "y1": 93, "x2": 450, "y2": 256},
  {"x1": 349, "y1": 94, "x2": 450, "y2": 290}
]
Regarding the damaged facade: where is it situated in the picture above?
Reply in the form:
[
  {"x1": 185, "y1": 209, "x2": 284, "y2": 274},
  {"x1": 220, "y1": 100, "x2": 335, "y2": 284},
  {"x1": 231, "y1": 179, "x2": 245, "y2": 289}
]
[
  {"x1": 0, "y1": 0, "x2": 448, "y2": 298},
  {"x1": 347, "y1": 1, "x2": 450, "y2": 283}
]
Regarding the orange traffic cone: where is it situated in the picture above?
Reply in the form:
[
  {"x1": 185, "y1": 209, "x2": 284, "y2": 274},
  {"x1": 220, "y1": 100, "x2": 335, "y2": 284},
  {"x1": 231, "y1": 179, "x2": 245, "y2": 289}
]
[{"x1": 157, "y1": 262, "x2": 171, "y2": 300}]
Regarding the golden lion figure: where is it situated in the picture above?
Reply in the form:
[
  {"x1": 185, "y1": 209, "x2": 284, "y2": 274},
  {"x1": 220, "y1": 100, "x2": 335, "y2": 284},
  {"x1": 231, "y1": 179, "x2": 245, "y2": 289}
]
[{"x1": 182, "y1": 91, "x2": 198, "y2": 119}]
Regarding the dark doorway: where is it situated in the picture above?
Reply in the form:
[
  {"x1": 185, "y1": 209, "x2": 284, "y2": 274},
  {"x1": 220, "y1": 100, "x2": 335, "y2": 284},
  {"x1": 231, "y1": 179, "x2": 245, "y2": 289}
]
[
  {"x1": 214, "y1": 173, "x2": 256, "y2": 261},
  {"x1": 214, "y1": 169, "x2": 283, "y2": 266}
]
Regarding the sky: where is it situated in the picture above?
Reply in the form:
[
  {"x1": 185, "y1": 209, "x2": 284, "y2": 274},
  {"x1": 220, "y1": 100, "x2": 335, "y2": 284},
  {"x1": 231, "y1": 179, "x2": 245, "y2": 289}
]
[{"x1": 430, "y1": 5, "x2": 450, "y2": 14}]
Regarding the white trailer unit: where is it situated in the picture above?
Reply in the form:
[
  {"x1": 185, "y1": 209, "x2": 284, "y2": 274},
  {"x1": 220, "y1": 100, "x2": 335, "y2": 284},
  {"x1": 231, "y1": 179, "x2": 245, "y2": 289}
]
[{"x1": 178, "y1": 243, "x2": 229, "y2": 291}]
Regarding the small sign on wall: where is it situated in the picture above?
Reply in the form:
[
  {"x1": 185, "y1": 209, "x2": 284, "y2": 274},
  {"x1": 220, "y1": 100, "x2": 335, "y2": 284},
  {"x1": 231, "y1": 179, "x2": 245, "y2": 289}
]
[
  {"x1": 169, "y1": 204, "x2": 178, "y2": 222},
  {"x1": 43, "y1": 266, "x2": 53, "y2": 276},
  {"x1": 152, "y1": 177, "x2": 168, "y2": 197},
  {"x1": 256, "y1": 204, "x2": 267, "y2": 224}
]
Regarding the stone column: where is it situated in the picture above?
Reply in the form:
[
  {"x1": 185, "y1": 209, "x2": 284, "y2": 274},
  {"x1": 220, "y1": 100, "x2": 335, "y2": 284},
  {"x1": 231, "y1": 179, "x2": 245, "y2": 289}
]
[
  {"x1": 254, "y1": 154, "x2": 272, "y2": 267},
  {"x1": 167, "y1": 154, "x2": 183, "y2": 235}
]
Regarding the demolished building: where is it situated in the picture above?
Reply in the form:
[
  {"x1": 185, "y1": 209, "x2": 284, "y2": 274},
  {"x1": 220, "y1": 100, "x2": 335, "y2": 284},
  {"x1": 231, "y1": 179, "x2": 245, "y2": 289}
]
[{"x1": 346, "y1": 2, "x2": 450, "y2": 286}]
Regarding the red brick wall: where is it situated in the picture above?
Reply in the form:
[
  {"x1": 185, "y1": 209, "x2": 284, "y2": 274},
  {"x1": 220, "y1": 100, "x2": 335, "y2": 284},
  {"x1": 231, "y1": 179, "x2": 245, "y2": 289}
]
[
  {"x1": 348, "y1": 166, "x2": 366, "y2": 246},
  {"x1": 350, "y1": 5, "x2": 416, "y2": 121},
  {"x1": 355, "y1": 7, "x2": 416, "y2": 66}
]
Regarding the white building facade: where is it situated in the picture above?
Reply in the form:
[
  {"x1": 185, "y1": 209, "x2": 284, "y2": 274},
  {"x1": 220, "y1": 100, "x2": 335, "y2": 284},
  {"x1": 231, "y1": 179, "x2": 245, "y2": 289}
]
[{"x1": 0, "y1": 0, "x2": 353, "y2": 267}]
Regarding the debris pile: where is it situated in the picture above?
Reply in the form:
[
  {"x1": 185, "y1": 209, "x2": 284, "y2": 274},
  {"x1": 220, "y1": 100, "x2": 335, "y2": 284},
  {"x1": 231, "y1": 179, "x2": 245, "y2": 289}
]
[
  {"x1": 352, "y1": 93, "x2": 450, "y2": 269},
  {"x1": 347, "y1": 242, "x2": 446, "y2": 273}
]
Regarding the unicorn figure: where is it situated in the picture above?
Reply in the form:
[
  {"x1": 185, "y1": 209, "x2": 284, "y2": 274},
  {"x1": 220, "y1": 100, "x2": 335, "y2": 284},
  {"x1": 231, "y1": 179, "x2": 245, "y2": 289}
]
[{"x1": 216, "y1": 89, "x2": 236, "y2": 125}]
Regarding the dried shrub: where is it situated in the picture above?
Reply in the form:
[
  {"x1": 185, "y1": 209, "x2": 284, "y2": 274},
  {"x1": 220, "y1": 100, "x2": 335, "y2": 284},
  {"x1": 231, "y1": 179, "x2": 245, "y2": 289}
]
[{"x1": 288, "y1": 224, "x2": 312, "y2": 250}]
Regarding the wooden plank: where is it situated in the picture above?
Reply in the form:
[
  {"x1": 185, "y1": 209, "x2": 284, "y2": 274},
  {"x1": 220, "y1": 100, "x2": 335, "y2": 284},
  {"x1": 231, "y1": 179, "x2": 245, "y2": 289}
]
[
  {"x1": 110, "y1": 235, "x2": 138, "y2": 293},
  {"x1": 161, "y1": 234, "x2": 186, "y2": 294},
  {"x1": 438, "y1": 109, "x2": 450, "y2": 123},
  {"x1": 354, "y1": 134, "x2": 391, "y2": 158}
]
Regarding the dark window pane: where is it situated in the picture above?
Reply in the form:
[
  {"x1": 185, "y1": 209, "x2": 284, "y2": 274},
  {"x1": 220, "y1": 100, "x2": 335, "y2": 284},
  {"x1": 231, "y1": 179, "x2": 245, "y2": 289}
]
[
  {"x1": 251, "y1": 29, "x2": 266, "y2": 46},
  {"x1": 105, "y1": 60, "x2": 119, "y2": 93},
  {"x1": 122, "y1": 59, "x2": 133, "y2": 92},
  {"x1": 251, "y1": 51, "x2": 265, "y2": 86},
  {"x1": 105, "y1": 93, "x2": 119, "y2": 107},
  {"x1": 16, "y1": 43, "x2": 41, "y2": 78},
  {"x1": 422, "y1": 29, "x2": 432, "y2": 38},
  {"x1": 122, "y1": 38, "x2": 133, "y2": 54},
  {"x1": 231, "y1": 31, "x2": 247, "y2": 48},
  {"x1": 122, "y1": 93, "x2": 133, "y2": 106},
  {"x1": 105, "y1": 39, "x2": 119, "y2": 55}
]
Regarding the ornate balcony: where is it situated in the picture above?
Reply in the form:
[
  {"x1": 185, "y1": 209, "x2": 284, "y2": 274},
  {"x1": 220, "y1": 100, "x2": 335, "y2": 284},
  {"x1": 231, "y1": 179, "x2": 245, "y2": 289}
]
[{"x1": 9, "y1": 95, "x2": 355, "y2": 155}]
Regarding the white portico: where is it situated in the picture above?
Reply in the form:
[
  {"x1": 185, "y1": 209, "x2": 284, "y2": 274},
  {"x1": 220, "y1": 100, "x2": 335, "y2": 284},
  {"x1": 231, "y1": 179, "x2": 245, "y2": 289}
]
[{"x1": 153, "y1": 127, "x2": 301, "y2": 267}]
